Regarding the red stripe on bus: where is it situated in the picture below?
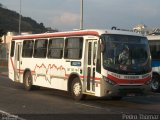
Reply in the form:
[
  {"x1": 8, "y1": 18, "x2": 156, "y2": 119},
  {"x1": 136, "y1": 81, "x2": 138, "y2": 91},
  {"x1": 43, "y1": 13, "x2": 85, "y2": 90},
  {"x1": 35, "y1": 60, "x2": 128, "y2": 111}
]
[
  {"x1": 12, "y1": 31, "x2": 99, "y2": 40},
  {"x1": 108, "y1": 74, "x2": 151, "y2": 84},
  {"x1": 17, "y1": 69, "x2": 24, "y2": 74},
  {"x1": 65, "y1": 74, "x2": 101, "y2": 81},
  {"x1": 10, "y1": 58, "x2": 15, "y2": 71},
  {"x1": 10, "y1": 62, "x2": 35, "y2": 75},
  {"x1": 10, "y1": 58, "x2": 101, "y2": 80}
]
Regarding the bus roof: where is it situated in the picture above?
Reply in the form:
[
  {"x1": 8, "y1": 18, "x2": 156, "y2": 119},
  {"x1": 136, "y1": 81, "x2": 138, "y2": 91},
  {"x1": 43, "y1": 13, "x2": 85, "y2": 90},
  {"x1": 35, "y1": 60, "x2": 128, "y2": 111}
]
[{"x1": 12, "y1": 29, "x2": 143, "y2": 40}]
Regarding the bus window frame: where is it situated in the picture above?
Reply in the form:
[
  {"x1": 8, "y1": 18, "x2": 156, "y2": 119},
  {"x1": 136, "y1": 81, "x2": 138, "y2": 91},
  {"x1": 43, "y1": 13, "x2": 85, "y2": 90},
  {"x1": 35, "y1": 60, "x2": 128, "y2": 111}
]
[
  {"x1": 33, "y1": 39, "x2": 48, "y2": 58},
  {"x1": 47, "y1": 38, "x2": 64, "y2": 59},
  {"x1": 22, "y1": 39, "x2": 34, "y2": 58},
  {"x1": 10, "y1": 41, "x2": 15, "y2": 57},
  {"x1": 64, "y1": 37, "x2": 83, "y2": 60}
]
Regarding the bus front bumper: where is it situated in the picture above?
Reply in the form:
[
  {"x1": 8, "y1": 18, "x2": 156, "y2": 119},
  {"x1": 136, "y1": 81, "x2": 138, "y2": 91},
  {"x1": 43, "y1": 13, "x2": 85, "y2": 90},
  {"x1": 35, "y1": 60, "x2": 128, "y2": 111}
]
[{"x1": 104, "y1": 83, "x2": 151, "y2": 97}]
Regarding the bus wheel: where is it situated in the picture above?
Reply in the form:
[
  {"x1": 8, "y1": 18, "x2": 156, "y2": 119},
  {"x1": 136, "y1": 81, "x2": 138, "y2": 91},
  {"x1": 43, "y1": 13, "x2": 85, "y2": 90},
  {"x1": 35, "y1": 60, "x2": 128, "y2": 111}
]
[
  {"x1": 151, "y1": 74, "x2": 160, "y2": 92},
  {"x1": 71, "y1": 77, "x2": 84, "y2": 101},
  {"x1": 24, "y1": 71, "x2": 33, "y2": 91}
]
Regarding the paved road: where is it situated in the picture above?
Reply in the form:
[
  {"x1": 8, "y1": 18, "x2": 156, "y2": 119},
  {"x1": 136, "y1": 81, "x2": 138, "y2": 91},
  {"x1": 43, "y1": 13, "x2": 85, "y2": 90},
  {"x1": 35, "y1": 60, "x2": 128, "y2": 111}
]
[{"x1": 0, "y1": 76, "x2": 160, "y2": 120}]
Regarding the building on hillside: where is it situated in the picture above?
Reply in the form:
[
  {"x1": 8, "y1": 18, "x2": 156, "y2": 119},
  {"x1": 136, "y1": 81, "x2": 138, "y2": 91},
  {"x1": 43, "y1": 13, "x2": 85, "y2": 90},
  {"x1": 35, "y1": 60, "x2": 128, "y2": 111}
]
[
  {"x1": 0, "y1": 32, "x2": 13, "y2": 60},
  {"x1": 1, "y1": 32, "x2": 13, "y2": 43},
  {"x1": 133, "y1": 24, "x2": 160, "y2": 35},
  {"x1": 133, "y1": 24, "x2": 149, "y2": 35}
]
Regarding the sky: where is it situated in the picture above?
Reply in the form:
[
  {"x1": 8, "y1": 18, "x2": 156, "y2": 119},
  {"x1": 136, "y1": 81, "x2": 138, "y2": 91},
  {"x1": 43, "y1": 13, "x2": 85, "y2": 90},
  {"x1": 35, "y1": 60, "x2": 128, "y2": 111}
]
[{"x1": 0, "y1": 0, "x2": 160, "y2": 31}]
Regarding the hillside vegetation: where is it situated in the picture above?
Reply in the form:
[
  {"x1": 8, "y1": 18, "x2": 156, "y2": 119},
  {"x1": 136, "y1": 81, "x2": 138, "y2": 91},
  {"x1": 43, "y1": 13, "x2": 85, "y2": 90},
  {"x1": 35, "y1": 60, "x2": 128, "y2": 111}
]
[{"x1": 0, "y1": 3, "x2": 47, "y2": 34}]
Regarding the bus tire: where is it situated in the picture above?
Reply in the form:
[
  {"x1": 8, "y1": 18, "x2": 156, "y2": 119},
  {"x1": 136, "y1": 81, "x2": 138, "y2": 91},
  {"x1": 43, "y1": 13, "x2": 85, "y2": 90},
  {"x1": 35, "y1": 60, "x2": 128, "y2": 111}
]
[
  {"x1": 23, "y1": 71, "x2": 33, "y2": 91},
  {"x1": 71, "y1": 77, "x2": 84, "y2": 101},
  {"x1": 151, "y1": 74, "x2": 160, "y2": 92}
]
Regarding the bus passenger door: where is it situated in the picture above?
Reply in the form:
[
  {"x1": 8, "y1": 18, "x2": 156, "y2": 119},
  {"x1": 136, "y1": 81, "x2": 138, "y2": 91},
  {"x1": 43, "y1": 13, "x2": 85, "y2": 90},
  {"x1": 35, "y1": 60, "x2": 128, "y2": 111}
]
[
  {"x1": 14, "y1": 42, "x2": 22, "y2": 82},
  {"x1": 85, "y1": 40, "x2": 98, "y2": 93}
]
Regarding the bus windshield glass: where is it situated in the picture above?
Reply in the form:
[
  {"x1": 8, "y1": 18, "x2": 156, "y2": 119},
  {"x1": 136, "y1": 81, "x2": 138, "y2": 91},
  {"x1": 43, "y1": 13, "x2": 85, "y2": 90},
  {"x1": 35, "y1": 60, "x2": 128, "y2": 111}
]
[{"x1": 102, "y1": 34, "x2": 151, "y2": 74}]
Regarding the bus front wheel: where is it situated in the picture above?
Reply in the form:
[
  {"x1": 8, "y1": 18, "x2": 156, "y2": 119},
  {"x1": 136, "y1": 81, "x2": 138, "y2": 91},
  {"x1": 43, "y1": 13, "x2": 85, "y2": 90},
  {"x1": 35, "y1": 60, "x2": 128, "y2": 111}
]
[
  {"x1": 151, "y1": 74, "x2": 160, "y2": 92},
  {"x1": 71, "y1": 77, "x2": 85, "y2": 101},
  {"x1": 24, "y1": 71, "x2": 33, "y2": 91}
]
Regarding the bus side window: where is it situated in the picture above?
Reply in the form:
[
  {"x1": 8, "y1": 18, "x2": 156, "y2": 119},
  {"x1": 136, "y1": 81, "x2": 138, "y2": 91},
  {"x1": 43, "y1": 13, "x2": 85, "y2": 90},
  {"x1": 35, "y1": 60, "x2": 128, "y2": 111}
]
[
  {"x1": 10, "y1": 41, "x2": 15, "y2": 57},
  {"x1": 64, "y1": 37, "x2": 83, "y2": 59},
  {"x1": 34, "y1": 39, "x2": 48, "y2": 58},
  {"x1": 22, "y1": 40, "x2": 34, "y2": 58},
  {"x1": 48, "y1": 38, "x2": 64, "y2": 59}
]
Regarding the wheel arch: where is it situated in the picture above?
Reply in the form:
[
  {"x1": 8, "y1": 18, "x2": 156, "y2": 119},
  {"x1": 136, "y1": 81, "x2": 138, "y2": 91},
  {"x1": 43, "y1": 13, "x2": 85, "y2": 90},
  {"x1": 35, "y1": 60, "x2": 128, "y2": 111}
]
[
  {"x1": 152, "y1": 71, "x2": 160, "y2": 79},
  {"x1": 67, "y1": 72, "x2": 81, "y2": 93},
  {"x1": 151, "y1": 71, "x2": 160, "y2": 92},
  {"x1": 23, "y1": 68, "x2": 32, "y2": 82}
]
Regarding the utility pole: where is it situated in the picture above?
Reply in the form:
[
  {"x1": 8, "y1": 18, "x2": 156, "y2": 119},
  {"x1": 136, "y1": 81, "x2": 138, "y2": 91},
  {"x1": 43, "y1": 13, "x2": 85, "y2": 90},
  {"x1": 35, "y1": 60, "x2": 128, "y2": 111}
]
[
  {"x1": 80, "y1": 0, "x2": 83, "y2": 30},
  {"x1": 19, "y1": 0, "x2": 22, "y2": 34}
]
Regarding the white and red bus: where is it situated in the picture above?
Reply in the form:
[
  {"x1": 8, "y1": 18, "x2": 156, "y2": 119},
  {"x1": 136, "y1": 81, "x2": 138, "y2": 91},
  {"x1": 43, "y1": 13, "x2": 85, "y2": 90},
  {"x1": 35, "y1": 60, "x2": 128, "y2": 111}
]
[{"x1": 8, "y1": 29, "x2": 152, "y2": 100}]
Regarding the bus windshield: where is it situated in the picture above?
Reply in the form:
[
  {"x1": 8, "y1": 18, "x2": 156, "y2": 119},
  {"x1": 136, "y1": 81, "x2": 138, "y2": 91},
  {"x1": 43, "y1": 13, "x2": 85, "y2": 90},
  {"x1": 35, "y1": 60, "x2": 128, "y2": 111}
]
[{"x1": 102, "y1": 34, "x2": 151, "y2": 74}]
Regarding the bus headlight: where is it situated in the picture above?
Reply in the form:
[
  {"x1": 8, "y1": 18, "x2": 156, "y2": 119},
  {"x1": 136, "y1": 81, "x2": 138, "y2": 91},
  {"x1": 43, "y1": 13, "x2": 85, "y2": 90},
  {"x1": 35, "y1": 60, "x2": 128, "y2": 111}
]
[{"x1": 103, "y1": 76, "x2": 117, "y2": 85}]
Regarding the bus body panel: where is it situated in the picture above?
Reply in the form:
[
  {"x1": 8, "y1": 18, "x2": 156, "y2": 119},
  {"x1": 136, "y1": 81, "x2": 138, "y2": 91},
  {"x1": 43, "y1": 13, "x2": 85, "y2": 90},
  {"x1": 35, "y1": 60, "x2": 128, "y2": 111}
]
[
  {"x1": 147, "y1": 35, "x2": 160, "y2": 92},
  {"x1": 147, "y1": 35, "x2": 160, "y2": 75}
]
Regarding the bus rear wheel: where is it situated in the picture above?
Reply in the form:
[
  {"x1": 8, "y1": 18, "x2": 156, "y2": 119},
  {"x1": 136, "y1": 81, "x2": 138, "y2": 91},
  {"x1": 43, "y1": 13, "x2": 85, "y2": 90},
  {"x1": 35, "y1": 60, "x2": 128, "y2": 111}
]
[
  {"x1": 24, "y1": 71, "x2": 33, "y2": 91},
  {"x1": 71, "y1": 77, "x2": 85, "y2": 101},
  {"x1": 151, "y1": 74, "x2": 160, "y2": 92}
]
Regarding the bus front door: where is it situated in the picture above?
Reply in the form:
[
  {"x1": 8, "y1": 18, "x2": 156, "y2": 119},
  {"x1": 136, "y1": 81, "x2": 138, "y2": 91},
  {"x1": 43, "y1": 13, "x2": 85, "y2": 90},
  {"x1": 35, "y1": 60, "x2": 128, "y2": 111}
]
[
  {"x1": 85, "y1": 40, "x2": 97, "y2": 93},
  {"x1": 14, "y1": 42, "x2": 22, "y2": 82}
]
